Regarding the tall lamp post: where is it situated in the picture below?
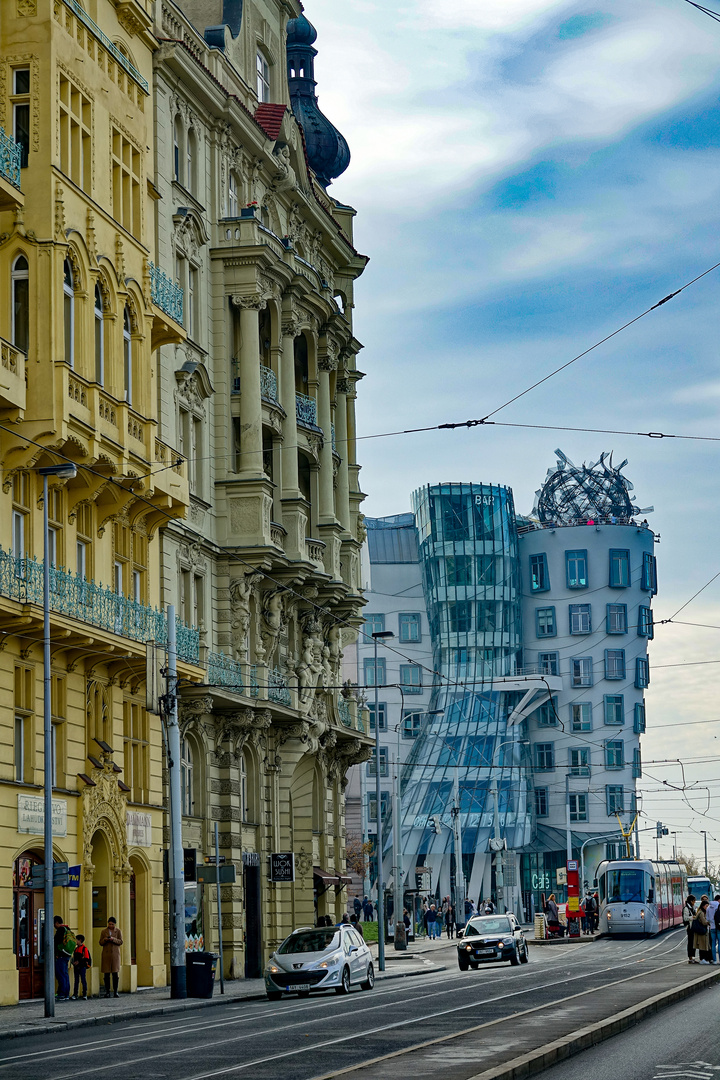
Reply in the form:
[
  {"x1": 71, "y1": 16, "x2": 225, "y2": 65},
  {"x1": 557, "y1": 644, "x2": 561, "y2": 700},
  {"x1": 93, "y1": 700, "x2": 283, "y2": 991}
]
[
  {"x1": 489, "y1": 738, "x2": 528, "y2": 916},
  {"x1": 38, "y1": 462, "x2": 77, "y2": 1018},
  {"x1": 371, "y1": 629, "x2": 394, "y2": 972},
  {"x1": 701, "y1": 830, "x2": 709, "y2": 879}
]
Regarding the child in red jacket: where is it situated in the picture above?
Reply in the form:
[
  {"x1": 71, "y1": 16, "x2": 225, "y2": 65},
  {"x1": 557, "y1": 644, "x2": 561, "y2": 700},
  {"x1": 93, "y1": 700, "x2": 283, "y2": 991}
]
[{"x1": 71, "y1": 935, "x2": 91, "y2": 1000}]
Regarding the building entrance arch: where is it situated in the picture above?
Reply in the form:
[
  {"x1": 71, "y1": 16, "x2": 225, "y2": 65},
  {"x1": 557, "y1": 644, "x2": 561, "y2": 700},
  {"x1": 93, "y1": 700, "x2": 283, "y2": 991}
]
[{"x1": 13, "y1": 850, "x2": 44, "y2": 999}]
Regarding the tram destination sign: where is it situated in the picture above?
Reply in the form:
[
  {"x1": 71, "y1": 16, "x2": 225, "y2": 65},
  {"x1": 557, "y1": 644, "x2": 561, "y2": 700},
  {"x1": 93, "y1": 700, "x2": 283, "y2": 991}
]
[{"x1": 269, "y1": 853, "x2": 295, "y2": 882}]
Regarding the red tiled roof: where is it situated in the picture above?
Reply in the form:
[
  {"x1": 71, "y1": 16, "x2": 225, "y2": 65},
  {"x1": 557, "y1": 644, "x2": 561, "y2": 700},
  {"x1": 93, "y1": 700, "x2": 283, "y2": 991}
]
[{"x1": 254, "y1": 104, "x2": 288, "y2": 141}]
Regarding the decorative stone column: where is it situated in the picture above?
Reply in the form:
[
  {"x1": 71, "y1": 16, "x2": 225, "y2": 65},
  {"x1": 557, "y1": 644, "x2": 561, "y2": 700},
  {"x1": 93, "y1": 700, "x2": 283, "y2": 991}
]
[
  {"x1": 317, "y1": 358, "x2": 336, "y2": 525},
  {"x1": 279, "y1": 318, "x2": 301, "y2": 496},
  {"x1": 335, "y1": 378, "x2": 352, "y2": 533},
  {"x1": 232, "y1": 295, "x2": 265, "y2": 479}
]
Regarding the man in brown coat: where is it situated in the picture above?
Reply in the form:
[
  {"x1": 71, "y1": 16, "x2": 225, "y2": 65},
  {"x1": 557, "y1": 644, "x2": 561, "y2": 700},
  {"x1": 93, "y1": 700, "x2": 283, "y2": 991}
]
[{"x1": 99, "y1": 917, "x2": 123, "y2": 998}]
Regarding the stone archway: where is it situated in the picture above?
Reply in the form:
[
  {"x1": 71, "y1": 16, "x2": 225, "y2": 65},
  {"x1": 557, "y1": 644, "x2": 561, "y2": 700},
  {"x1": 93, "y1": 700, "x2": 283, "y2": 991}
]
[{"x1": 129, "y1": 853, "x2": 151, "y2": 985}]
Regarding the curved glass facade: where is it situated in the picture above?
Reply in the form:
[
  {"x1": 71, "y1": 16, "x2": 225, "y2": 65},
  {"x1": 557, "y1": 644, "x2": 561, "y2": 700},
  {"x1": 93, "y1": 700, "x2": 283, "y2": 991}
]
[{"x1": 397, "y1": 484, "x2": 532, "y2": 904}]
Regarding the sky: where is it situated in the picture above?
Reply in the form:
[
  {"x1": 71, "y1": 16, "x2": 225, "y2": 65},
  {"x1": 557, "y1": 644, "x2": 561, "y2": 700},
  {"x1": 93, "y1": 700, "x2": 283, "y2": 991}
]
[{"x1": 306, "y1": 0, "x2": 720, "y2": 869}]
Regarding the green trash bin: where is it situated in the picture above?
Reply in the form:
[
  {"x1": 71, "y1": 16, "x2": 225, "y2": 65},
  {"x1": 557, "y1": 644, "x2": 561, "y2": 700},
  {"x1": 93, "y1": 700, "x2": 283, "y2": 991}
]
[{"x1": 186, "y1": 952, "x2": 217, "y2": 998}]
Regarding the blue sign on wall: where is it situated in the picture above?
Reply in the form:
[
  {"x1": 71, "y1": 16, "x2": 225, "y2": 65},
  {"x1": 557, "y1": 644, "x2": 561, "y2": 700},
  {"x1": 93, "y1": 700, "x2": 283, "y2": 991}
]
[{"x1": 68, "y1": 865, "x2": 81, "y2": 889}]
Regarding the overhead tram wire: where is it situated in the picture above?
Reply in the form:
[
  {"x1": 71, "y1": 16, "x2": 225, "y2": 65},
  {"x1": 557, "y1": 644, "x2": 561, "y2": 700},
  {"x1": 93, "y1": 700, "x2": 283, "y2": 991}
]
[{"x1": 684, "y1": 1, "x2": 720, "y2": 23}]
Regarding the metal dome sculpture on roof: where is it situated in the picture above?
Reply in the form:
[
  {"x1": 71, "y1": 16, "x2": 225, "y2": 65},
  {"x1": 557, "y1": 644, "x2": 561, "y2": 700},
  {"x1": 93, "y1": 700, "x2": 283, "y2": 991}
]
[{"x1": 534, "y1": 449, "x2": 653, "y2": 525}]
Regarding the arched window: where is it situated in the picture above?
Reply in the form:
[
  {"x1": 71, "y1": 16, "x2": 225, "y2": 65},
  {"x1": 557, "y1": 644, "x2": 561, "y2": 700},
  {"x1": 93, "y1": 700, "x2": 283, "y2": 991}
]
[
  {"x1": 94, "y1": 284, "x2": 104, "y2": 385},
  {"x1": 173, "y1": 117, "x2": 182, "y2": 183},
  {"x1": 256, "y1": 51, "x2": 270, "y2": 102},
  {"x1": 63, "y1": 259, "x2": 74, "y2": 367},
  {"x1": 186, "y1": 128, "x2": 196, "y2": 193},
  {"x1": 11, "y1": 254, "x2": 29, "y2": 353},
  {"x1": 181, "y1": 738, "x2": 194, "y2": 816},
  {"x1": 239, "y1": 751, "x2": 247, "y2": 822},
  {"x1": 123, "y1": 306, "x2": 132, "y2": 406},
  {"x1": 228, "y1": 171, "x2": 238, "y2": 218}
]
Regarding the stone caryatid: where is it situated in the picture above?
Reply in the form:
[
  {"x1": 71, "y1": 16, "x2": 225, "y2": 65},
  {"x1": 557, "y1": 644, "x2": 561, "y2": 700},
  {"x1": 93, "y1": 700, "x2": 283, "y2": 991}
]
[
  {"x1": 260, "y1": 588, "x2": 286, "y2": 664},
  {"x1": 296, "y1": 615, "x2": 324, "y2": 711},
  {"x1": 229, "y1": 570, "x2": 264, "y2": 660}
]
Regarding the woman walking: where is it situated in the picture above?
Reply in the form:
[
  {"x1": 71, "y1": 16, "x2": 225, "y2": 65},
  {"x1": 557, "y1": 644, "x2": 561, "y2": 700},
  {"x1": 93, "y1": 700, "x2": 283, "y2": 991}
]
[
  {"x1": 99, "y1": 916, "x2": 123, "y2": 997},
  {"x1": 444, "y1": 901, "x2": 456, "y2": 939},
  {"x1": 684, "y1": 893, "x2": 697, "y2": 964},
  {"x1": 694, "y1": 898, "x2": 713, "y2": 965}
]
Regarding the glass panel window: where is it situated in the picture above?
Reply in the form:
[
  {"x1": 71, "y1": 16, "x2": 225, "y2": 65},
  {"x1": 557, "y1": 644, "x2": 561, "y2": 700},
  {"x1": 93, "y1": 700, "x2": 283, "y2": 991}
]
[
  {"x1": 476, "y1": 554, "x2": 495, "y2": 586},
  {"x1": 638, "y1": 606, "x2": 654, "y2": 639},
  {"x1": 571, "y1": 702, "x2": 592, "y2": 732},
  {"x1": 538, "y1": 652, "x2": 559, "y2": 676},
  {"x1": 635, "y1": 656, "x2": 650, "y2": 689},
  {"x1": 566, "y1": 549, "x2": 588, "y2": 589},
  {"x1": 400, "y1": 664, "x2": 423, "y2": 694},
  {"x1": 633, "y1": 747, "x2": 642, "y2": 779},
  {"x1": 534, "y1": 742, "x2": 554, "y2": 770},
  {"x1": 363, "y1": 657, "x2": 386, "y2": 687},
  {"x1": 569, "y1": 748, "x2": 590, "y2": 776},
  {"x1": 605, "y1": 740, "x2": 624, "y2": 769},
  {"x1": 398, "y1": 612, "x2": 421, "y2": 642},
  {"x1": 569, "y1": 604, "x2": 591, "y2": 634},
  {"x1": 609, "y1": 549, "x2": 630, "y2": 587},
  {"x1": 477, "y1": 600, "x2": 498, "y2": 632},
  {"x1": 534, "y1": 787, "x2": 548, "y2": 817},
  {"x1": 367, "y1": 702, "x2": 386, "y2": 731},
  {"x1": 537, "y1": 698, "x2": 557, "y2": 727},
  {"x1": 604, "y1": 649, "x2": 626, "y2": 680},
  {"x1": 12, "y1": 68, "x2": 30, "y2": 169},
  {"x1": 63, "y1": 259, "x2": 74, "y2": 368},
  {"x1": 604, "y1": 694, "x2": 624, "y2": 726},
  {"x1": 607, "y1": 604, "x2": 627, "y2": 634},
  {"x1": 181, "y1": 738, "x2": 194, "y2": 815},
  {"x1": 571, "y1": 658, "x2": 593, "y2": 688},
  {"x1": 366, "y1": 747, "x2": 388, "y2": 777},
  {"x1": 641, "y1": 552, "x2": 658, "y2": 594},
  {"x1": 402, "y1": 709, "x2": 423, "y2": 739},
  {"x1": 123, "y1": 306, "x2": 133, "y2": 406},
  {"x1": 446, "y1": 554, "x2": 472, "y2": 586},
  {"x1": 256, "y1": 50, "x2": 271, "y2": 102},
  {"x1": 365, "y1": 613, "x2": 385, "y2": 636},
  {"x1": 535, "y1": 607, "x2": 556, "y2": 638},
  {"x1": 463, "y1": 735, "x2": 493, "y2": 767},
  {"x1": 448, "y1": 600, "x2": 473, "y2": 633},
  {"x1": 569, "y1": 793, "x2": 588, "y2": 822},
  {"x1": 367, "y1": 791, "x2": 390, "y2": 822},
  {"x1": 14, "y1": 714, "x2": 26, "y2": 782},
  {"x1": 633, "y1": 702, "x2": 646, "y2": 734},
  {"x1": 11, "y1": 254, "x2": 29, "y2": 353},
  {"x1": 606, "y1": 785, "x2": 624, "y2": 815},
  {"x1": 530, "y1": 553, "x2": 549, "y2": 592}
]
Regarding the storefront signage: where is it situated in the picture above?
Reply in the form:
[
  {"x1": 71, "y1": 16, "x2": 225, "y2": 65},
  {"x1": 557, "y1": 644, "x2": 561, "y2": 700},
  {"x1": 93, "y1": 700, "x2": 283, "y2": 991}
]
[
  {"x1": 17, "y1": 795, "x2": 67, "y2": 837},
  {"x1": 68, "y1": 865, "x2": 81, "y2": 888},
  {"x1": 126, "y1": 811, "x2": 152, "y2": 847},
  {"x1": 269, "y1": 853, "x2": 295, "y2": 882}
]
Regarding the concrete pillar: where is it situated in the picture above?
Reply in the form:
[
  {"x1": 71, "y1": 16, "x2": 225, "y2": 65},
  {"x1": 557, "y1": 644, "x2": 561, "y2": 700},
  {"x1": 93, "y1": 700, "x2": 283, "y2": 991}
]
[
  {"x1": 279, "y1": 319, "x2": 300, "y2": 497},
  {"x1": 233, "y1": 298, "x2": 265, "y2": 478},
  {"x1": 317, "y1": 364, "x2": 335, "y2": 524},
  {"x1": 334, "y1": 379, "x2": 351, "y2": 533}
]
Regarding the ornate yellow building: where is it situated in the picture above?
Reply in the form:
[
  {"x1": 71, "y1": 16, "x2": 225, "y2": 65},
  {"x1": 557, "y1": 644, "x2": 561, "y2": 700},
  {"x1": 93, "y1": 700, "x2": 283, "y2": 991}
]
[{"x1": 0, "y1": 0, "x2": 370, "y2": 1003}]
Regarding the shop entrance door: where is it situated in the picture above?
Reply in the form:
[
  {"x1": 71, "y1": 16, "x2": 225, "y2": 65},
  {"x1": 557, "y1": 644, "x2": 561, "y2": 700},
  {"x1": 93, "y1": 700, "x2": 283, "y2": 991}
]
[
  {"x1": 243, "y1": 862, "x2": 262, "y2": 979},
  {"x1": 14, "y1": 855, "x2": 44, "y2": 1000}
]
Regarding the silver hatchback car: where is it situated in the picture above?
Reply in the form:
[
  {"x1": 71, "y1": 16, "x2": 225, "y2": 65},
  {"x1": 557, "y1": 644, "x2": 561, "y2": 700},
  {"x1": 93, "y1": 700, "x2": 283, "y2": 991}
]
[{"x1": 265, "y1": 925, "x2": 375, "y2": 1000}]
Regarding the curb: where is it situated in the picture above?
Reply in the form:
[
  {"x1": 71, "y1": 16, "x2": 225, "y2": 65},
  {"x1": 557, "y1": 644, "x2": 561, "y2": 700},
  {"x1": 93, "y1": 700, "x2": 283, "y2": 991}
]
[
  {"x1": 0, "y1": 963, "x2": 445, "y2": 1043},
  {"x1": 464, "y1": 966, "x2": 720, "y2": 1080},
  {"x1": 527, "y1": 936, "x2": 599, "y2": 946}
]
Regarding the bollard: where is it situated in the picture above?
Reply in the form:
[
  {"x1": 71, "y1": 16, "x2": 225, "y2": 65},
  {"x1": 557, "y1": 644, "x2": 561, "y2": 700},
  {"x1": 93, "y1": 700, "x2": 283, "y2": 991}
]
[{"x1": 394, "y1": 919, "x2": 407, "y2": 951}]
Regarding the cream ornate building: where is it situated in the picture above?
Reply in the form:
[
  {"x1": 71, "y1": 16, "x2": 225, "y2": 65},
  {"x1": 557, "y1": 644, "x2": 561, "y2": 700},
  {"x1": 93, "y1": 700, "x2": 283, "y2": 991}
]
[{"x1": 153, "y1": 0, "x2": 371, "y2": 978}]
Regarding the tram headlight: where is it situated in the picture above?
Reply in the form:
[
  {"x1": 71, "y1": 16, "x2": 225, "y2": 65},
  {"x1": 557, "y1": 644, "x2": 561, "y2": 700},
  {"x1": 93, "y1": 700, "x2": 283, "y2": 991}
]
[{"x1": 640, "y1": 910, "x2": 645, "y2": 920}]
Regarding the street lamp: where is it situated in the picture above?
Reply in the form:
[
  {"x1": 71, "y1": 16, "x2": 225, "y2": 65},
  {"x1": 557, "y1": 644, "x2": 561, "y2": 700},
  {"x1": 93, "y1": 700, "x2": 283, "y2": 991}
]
[
  {"x1": 371, "y1": 629, "x2": 394, "y2": 973},
  {"x1": 701, "y1": 830, "x2": 708, "y2": 878},
  {"x1": 38, "y1": 462, "x2": 77, "y2": 1018},
  {"x1": 490, "y1": 738, "x2": 529, "y2": 916}
]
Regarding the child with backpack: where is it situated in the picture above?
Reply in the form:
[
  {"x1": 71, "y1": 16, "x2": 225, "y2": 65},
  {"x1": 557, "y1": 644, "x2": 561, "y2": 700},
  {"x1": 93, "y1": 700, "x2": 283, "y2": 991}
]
[{"x1": 71, "y1": 935, "x2": 92, "y2": 1000}]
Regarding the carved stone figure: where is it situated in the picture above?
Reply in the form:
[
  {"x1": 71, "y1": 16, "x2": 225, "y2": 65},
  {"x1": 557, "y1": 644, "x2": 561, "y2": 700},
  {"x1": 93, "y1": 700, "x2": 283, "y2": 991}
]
[
  {"x1": 271, "y1": 142, "x2": 297, "y2": 192},
  {"x1": 229, "y1": 570, "x2": 263, "y2": 660},
  {"x1": 260, "y1": 588, "x2": 286, "y2": 662}
]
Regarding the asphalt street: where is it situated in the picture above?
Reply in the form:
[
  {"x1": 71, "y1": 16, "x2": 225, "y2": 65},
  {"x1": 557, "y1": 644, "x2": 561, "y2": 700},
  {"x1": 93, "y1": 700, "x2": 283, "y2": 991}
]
[
  {"x1": 536, "y1": 978, "x2": 720, "y2": 1079},
  {"x1": 0, "y1": 929, "x2": 703, "y2": 1080}
]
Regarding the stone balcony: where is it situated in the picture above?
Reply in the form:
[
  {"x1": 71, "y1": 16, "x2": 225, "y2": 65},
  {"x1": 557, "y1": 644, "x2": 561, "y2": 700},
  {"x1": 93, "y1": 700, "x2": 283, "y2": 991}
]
[
  {"x1": 0, "y1": 337, "x2": 26, "y2": 416},
  {"x1": 0, "y1": 128, "x2": 23, "y2": 212}
]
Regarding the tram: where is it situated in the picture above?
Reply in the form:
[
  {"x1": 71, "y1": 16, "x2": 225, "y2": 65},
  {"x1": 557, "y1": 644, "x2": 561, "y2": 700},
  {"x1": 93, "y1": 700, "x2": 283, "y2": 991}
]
[{"x1": 597, "y1": 858, "x2": 686, "y2": 935}]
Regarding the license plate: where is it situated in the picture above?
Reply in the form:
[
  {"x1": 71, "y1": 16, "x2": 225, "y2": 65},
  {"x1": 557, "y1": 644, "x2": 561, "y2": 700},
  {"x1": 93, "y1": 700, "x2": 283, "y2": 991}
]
[
  {"x1": 290, "y1": 984, "x2": 311, "y2": 991},
  {"x1": 476, "y1": 948, "x2": 495, "y2": 956}
]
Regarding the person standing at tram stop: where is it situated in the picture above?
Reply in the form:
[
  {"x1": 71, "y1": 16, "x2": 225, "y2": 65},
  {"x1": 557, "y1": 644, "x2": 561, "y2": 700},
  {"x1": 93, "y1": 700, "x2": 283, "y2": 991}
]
[
  {"x1": 53, "y1": 915, "x2": 73, "y2": 1001},
  {"x1": 99, "y1": 917, "x2": 123, "y2": 998},
  {"x1": 693, "y1": 898, "x2": 713, "y2": 965},
  {"x1": 684, "y1": 893, "x2": 697, "y2": 962},
  {"x1": 707, "y1": 893, "x2": 720, "y2": 963}
]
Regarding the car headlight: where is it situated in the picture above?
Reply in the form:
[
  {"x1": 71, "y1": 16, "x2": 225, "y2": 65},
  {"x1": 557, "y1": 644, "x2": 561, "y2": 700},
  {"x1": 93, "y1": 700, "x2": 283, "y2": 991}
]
[
  {"x1": 503, "y1": 937, "x2": 514, "y2": 945},
  {"x1": 319, "y1": 953, "x2": 342, "y2": 969},
  {"x1": 465, "y1": 945, "x2": 472, "y2": 952},
  {"x1": 268, "y1": 965, "x2": 279, "y2": 974}
]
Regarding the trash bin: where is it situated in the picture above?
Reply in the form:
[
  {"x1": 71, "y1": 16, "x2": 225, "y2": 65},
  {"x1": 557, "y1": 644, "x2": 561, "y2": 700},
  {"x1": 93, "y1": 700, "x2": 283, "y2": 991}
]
[{"x1": 186, "y1": 952, "x2": 217, "y2": 998}]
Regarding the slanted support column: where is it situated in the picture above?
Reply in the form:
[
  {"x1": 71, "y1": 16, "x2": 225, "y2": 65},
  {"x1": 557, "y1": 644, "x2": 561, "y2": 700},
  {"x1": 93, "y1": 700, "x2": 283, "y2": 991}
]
[
  {"x1": 232, "y1": 294, "x2": 265, "y2": 479},
  {"x1": 335, "y1": 378, "x2": 352, "y2": 533},
  {"x1": 279, "y1": 319, "x2": 301, "y2": 497}
]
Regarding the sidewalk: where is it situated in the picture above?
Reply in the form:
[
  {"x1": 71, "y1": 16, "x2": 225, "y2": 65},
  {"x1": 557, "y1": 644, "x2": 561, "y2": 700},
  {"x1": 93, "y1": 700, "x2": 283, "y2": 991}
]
[{"x1": 0, "y1": 949, "x2": 447, "y2": 1043}]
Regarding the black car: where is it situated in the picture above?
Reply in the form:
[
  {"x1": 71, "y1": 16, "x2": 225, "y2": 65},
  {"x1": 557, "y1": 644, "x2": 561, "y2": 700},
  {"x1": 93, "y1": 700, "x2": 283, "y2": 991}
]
[{"x1": 457, "y1": 914, "x2": 529, "y2": 969}]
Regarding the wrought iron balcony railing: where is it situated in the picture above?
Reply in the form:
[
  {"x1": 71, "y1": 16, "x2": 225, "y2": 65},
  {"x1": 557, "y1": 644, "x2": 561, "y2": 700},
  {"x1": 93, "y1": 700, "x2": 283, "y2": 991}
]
[
  {"x1": 338, "y1": 696, "x2": 352, "y2": 728},
  {"x1": 206, "y1": 650, "x2": 244, "y2": 692},
  {"x1": 260, "y1": 364, "x2": 279, "y2": 402},
  {"x1": 0, "y1": 128, "x2": 21, "y2": 189},
  {"x1": 0, "y1": 549, "x2": 198, "y2": 662},
  {"x1": 149, "y1": 261, "x2": 184, "y2": 325},
  {"x1": 296, "y1": 392, "x2": 318, "y2": 428},
  {"x1": 62, "y1": 0, "x2": 149, "y2": 93},
  {"x1": 248, "y1": 664, "x2": 291, "y2": 705}
]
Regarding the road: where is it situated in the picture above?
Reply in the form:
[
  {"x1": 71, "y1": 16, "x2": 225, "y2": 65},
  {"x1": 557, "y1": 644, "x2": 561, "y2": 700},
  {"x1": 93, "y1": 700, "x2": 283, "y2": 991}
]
[
  {"x1": 0, "y1": 929, "x2": 703, "y2": 1080},
  {"x1": 535, "y1": 978, "x2": 720, "y2": 1079}
]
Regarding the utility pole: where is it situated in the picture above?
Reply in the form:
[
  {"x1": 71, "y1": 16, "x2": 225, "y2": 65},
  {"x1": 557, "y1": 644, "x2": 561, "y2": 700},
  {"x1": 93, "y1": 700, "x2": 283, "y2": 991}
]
[
  {"x1": 450, "y1": 772, "x2": 464, "y2": 920},
  {"x1": 565, "y1": 773, "x2": 572, "y2": 862},
  {"x1": 701, "y1": 830, "x2": 709, "y2": 878},
  {"x1": 166, "y1": 606, "x2": 186, "y2": 998},
  {"x1": 371, "y1": 629, "x2": 393, "y2": 972},
  {"x1": 391, "y1": 754, "x2": 402, "y2": 940}
]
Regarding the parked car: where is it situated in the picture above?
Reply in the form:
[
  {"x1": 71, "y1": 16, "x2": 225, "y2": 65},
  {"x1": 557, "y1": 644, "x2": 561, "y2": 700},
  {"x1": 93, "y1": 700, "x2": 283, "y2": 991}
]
[
  {"x1": 457, "y1": 914, "x2": 529, "y2": 969},
  {"x1": 265, "y1": 925, "x2": 375, "y2": 1000}
]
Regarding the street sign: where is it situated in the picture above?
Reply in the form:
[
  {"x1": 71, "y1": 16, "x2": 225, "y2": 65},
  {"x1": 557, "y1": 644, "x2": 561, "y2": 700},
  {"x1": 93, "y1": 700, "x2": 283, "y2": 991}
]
[
  {"x1": 269, "y1": 853, "x2": 295, "y2": 882},
  {"x1": 204, "y1": 855, "x2": 226, "y2": 865},
  {"x1": 26, "y1": 862, "x2": 70, "y2": 889},
  {"x1": 415, "y1": 866, "x2": 431, "y2": 876},
  {"x1": 196, "y1": 864, "x2": 236, "y2": 885}
]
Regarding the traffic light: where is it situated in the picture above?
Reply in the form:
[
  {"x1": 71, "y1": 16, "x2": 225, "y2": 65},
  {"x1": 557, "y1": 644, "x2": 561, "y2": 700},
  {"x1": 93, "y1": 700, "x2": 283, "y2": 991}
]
[
  {"x1": 656, "y1": 821, "x2": 662, "y2": 839},
  {"x1": 431, "y1": 815, "x2": 442, "y2": 834}
]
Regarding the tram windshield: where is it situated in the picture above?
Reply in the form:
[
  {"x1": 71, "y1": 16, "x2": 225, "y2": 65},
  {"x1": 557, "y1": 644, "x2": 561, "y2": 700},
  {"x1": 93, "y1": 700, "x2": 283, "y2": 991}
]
[{"x1": 604, "y1": 869, "x2": 645, "y2": 904}]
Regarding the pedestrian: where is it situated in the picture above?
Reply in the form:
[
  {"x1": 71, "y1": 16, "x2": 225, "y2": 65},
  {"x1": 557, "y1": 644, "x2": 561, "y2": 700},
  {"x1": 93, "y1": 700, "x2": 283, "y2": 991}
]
[
  {"x1": 353, "y1": 896, "x2": 362, "y2": 918},
  {"x1": 426, "y1": 903, "x2": 440, "y2": 939},
  {"x1": 579, "y1": 895, "x2": 588, "y2": 935},
  {"x1": 444, "y1": 901, "x2": 456, "y2": 939},
  {"x1": 70, "y1": 934, "x2": 91, "y2": 1000},
  {"x1": 53, "y1": 915, "x2": 74, "y2": 1001},
  {"x1": 544, "y1": 893, "x2": 564, "y2": 937},
  {"x1": 708, "y1": 894, "x2": 720, "y2": 964},
  {"x1": 362, "y1": 896, "x2": 374, "y2": 922},
  {"x1": 99, "y1": 916, "x2": 123, "y2": 998},
  {"x1": 684, "y1": 893, "x2": 697, "y2": 963},
  {"x1": 694, "y1": 899, "x2": 713, "y2": 964},
  {"x1": 350, "y1": 914, "x2": 364, "y2": 939},
  {"x1": 483, "y1": 898, "x2": 495, "y2": 915},
  {"x1": 584, "y1": 891, "x2": 598, "y2": 933}
]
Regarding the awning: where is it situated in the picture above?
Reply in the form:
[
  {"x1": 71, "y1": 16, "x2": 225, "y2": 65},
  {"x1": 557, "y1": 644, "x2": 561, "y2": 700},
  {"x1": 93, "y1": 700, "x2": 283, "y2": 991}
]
[{"x1": 313, "y1": 867, "x2": 352, "y2": 892}]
